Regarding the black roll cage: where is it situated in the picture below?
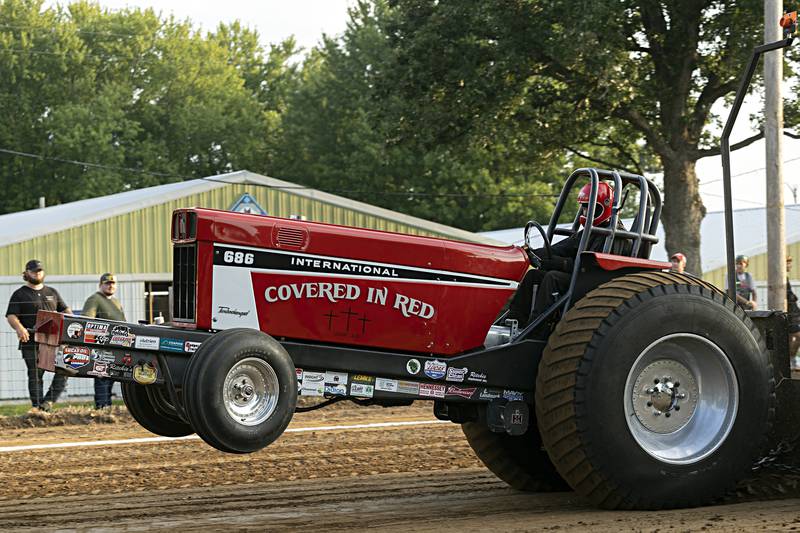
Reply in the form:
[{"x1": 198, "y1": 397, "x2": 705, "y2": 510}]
[{"x1": 513, "y1": 167, "x2": 662, "y2": 341}]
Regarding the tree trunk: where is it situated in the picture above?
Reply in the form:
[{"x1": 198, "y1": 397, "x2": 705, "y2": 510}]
[{"x1": 661, "y1": 156, "x2": 706, "y2": 276}]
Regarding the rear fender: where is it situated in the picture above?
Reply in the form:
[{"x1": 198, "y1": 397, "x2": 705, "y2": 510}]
[{"x1": 572, "y1": 252, "x2": 670, "y2": 304}]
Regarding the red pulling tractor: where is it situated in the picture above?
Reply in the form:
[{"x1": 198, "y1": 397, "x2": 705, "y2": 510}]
[{"x1": 33, "y1": 31, "x2": 799, "y2": 510}]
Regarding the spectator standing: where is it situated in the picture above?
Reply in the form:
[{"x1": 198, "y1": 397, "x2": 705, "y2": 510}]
[
  {"x1": 4, "y1": 259, "x2": 71, "y2": 412},
  {"x1": 83, "y1": 273, "x2": 125, "y2": 409},
  {"x1": 731, "y1": 254, "x2": 757, "y2": 310},
  {"x1": 786, "y1": 256, "x2": 800, "y2": 362},
  {"x1": 669, "y1": 252, "x2": 687, "y2": 274}
]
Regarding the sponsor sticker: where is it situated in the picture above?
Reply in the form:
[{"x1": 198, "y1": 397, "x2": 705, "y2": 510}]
[
  {"x1": 62, "y1": 346, "x2": 91, "y2": 369},
  {"x1": 479, "y1": 388, "x2": 502, "y2": 400},
  {"x1": 88, "y1": 361, "x2": 110, "y2": 377},
  {"x1": 301, "y1": 371, "x2": 325, "y2": 396},
  {"x1": 467, "y1": 371, "x2": 488, "y2": 384},
  {"x1": 419, "y1": 383, "x2": 446, "y2": 398},
  {"x1": 406, "y1": 359, "x2": 421, "y2": 375},
  {"x1": 109, "y1": 325, "x2": 135, "y2": 347},
  {"x1": 90, "y1": 349, "x2": 115, "y2": 364},
  {"x1": 445, "y1": 386, "x2": 477, "y2": 399},
  {"x1": 424, "y1": 359, "x2": 447, "y2": 380},
  {"x1": 325, "y1": 371, "x2": 348, "y2": 385},
  {"x1": 350, "y1": 383, "x2": 374, "y2": 398},
  {"x1": 503, "y1": 390, "x2": 525, "y2": 401},
  {"x1": 121, "y1": 353, "x2": 133, "y2": 366},
  {"x1": 134, "y1": 336, "x2": 159, "y2": 350},
  {"x1": 184, "y1": 341, "x2": 201, "y2": 353},
  {"x1": 324, "y1": 384, "x2": 348, "y2": 396},
  {"x1": 159, "y1": 338, "x2": 184, "y2": 353},
  {"x1": 133, "y1": 362, "x2": 158, "y2": 385},
  {"x1": 352, "y1": 374, "x2": 375, "y2": 384},
  {"x1": 66, "y1": 322, "x2": 83, "y2": 340},
  {"x1": 445, "y1": 367, "x2": 468, "y2": 383},
  {"x1": 296, "y1": 368, "x2": 303, "y2": 392},
  {"x1": 107, "y1": 363, "x2": 133, "y2": 379},
  {"x1": 397, "y1": 380, "x2": 420, "y2": 395},
  {"x1": 83, "y1": 322, "x2": 110, "y2": 344},
  {"x1": 375, "y1": 378, "x2": 398, "y2": 393}
]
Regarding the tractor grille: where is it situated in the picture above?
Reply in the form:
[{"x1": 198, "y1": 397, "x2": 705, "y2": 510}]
[{"x1": 172, "y1": 244, "x2": 197, "y2": 322}]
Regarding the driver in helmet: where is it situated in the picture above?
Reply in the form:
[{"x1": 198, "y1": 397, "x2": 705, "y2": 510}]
[{"x1": 507, "y1": 181, "x2": 625, "y2": 328}]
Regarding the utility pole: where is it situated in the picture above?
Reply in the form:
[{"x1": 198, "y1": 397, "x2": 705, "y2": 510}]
[{"x1": 766, "y1": 0, "x2": 786, "y2": 311}]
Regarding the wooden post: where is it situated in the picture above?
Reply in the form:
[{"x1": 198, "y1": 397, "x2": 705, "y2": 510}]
[{"x1": 766, "y1": 0, "x2": 787, "y2": 310}]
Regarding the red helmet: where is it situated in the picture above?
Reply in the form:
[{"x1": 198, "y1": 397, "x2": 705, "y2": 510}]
[{"x1": 577, "y1": 181, "x2": 613, "y2": 226}]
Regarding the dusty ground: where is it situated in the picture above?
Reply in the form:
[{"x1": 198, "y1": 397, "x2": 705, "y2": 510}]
[{"x1": 1, "y1": 403, "x2": 800, "y2": 531}]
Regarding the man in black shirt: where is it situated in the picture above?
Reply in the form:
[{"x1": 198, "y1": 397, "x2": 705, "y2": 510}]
[{"x1": 5, "y1": 259, "x2": 72, "y2": 412}]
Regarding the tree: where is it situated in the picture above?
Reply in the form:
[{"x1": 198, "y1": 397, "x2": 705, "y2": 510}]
[
  {"x1": 379, "y1": 1, "x2": 772, "y2": 274},
  {"x1": 0, "y1": 0, "x2": 297, "y2": 212},
  {"x1": 274, "y1": 0, "x2": 563, "y2": 232}
]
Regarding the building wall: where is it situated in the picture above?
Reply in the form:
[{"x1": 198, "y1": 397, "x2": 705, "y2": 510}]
[
  {"x1": 703, "y1": 241, "x2": 800, "y2": 289},
  {"x1": 0, "y1": 277, "x2": 149, "y2": 402},
  {"x1": 0, "y1": 182, "x2": 447, "y2": 276}
]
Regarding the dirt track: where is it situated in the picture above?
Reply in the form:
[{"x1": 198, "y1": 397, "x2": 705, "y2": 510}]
[{"x1": 1, "y1": 403, "x2": 800, "y2": 531}]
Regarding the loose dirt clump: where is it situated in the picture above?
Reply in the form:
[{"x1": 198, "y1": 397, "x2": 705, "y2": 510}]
[{"x1": 0, "y1": 405, "x2": 132, "y2": 429}]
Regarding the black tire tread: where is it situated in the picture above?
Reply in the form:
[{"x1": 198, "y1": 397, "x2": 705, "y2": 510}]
[
  {"x1": 121, "y1": 382, "x2": 194, "y2": 438},
  {"x1": 534, "y1": 271, "x2": 774, "y2": 509},
  {"x1": 462, "y1": 421, "x2": 567, "y2": 492}
]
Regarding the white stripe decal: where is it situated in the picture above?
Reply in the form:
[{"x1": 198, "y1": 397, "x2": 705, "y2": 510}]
[
  {"x1": 213, "y1": 243, "x2": 520, "y2": 288},
  {"x1": 221, "y1": 266, "x2": 518, "y2": 290},
  {"x1": 0, "y1": 419, "x2": 448, "y2": 453}
]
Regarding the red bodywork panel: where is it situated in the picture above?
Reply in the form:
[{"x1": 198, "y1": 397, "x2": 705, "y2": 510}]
[
  {"x1": 179, "y1": 209, "x2": 529, "y2": 356},
  {"x1": 590, "y1": 253, "x2": 672, "y2": 271}
]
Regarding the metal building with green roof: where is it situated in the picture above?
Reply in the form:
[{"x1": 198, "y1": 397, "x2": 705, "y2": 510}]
[{"x1": 0, "y1": 170, "x2": 496, "y2": 401}]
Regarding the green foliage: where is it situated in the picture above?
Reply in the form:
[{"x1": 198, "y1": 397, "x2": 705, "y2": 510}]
[
  {"x1": 0, "y1": 0, "x2": 298, "y2": 213},
  {"x1": 375, "y1": 0, "x2": 767, "y2": 270},
  {"x1": 273, "y1": 0, "x2": 562, "y2": 231}
]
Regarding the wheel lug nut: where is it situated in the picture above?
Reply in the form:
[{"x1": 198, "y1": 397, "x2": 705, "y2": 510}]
[
  {"x1": 653, "y1": 410, "x2": 661, "y2": 416},
  {"x1": 665, "y1": 412, "x2": 671, "y2": 418},
  {"x1": 646, "y1": 401, "x2": 653, "y2": 407},
  {"x1": 674, "y1": 382, "x2": 680, "y2": 387},
  {"x1": 674, "y1": 405, "x2": 680, "y2": 411},
  {"x1": 653, "y1": 378, "x2": 660, "y2": 384}
]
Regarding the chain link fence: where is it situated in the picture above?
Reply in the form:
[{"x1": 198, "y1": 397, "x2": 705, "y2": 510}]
[{"x1": 0, "y1": 278, "x2": 153, "y2": 406}]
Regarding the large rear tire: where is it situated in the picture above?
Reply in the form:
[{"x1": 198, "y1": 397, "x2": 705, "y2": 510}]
[
  {"x1": 121, "y1": 382, "x2": 194, "y2": 438},
  {"x1": 535, "y1": 272, "x2": 774, "y2": 509},
  {"x1": 462, "y1": 414, "x2": 568, "y2": 492},
  {"x1": 183, "y1": 328, "x2": 296, "y2": 454}
]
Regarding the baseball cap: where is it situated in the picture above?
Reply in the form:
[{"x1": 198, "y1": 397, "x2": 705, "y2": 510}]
[
  {"x1": 736, "y1": 254, "x2": 749, "y2": 263},
  {"x1": 669, "y1": 252, "x2": 686, "y2": 262},
  {"x1": 25, "y1": 259, "x2": 43, "y2": 272},
  {"x1": 100, "y1": 273, "x2": 117, "y2": 284}
]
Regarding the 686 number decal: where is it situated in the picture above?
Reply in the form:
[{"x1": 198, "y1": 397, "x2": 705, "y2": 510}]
[{"x1": 223, "y1": 250, "x2": 255, "y2": 265}]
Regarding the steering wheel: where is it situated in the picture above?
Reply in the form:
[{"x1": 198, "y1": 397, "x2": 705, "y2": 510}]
[{"x1": 524, "y1": 221, "x2": 551, "y2": 269}]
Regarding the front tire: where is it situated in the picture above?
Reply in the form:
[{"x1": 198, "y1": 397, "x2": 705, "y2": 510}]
[
  {"x1": 182, "y1": 328, "x2": 296, "y2": 453},
  {"x1": 535, "y1": 272, "x2": 774, "y2": 509}
]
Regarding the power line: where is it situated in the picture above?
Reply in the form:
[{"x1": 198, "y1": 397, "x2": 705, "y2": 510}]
[
  {"x1": 0, "y1": 146, "x2": 560, "y2": 199},
  {"x1": 699, "y1": 155, "x2": 800, "y2": 186}
]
